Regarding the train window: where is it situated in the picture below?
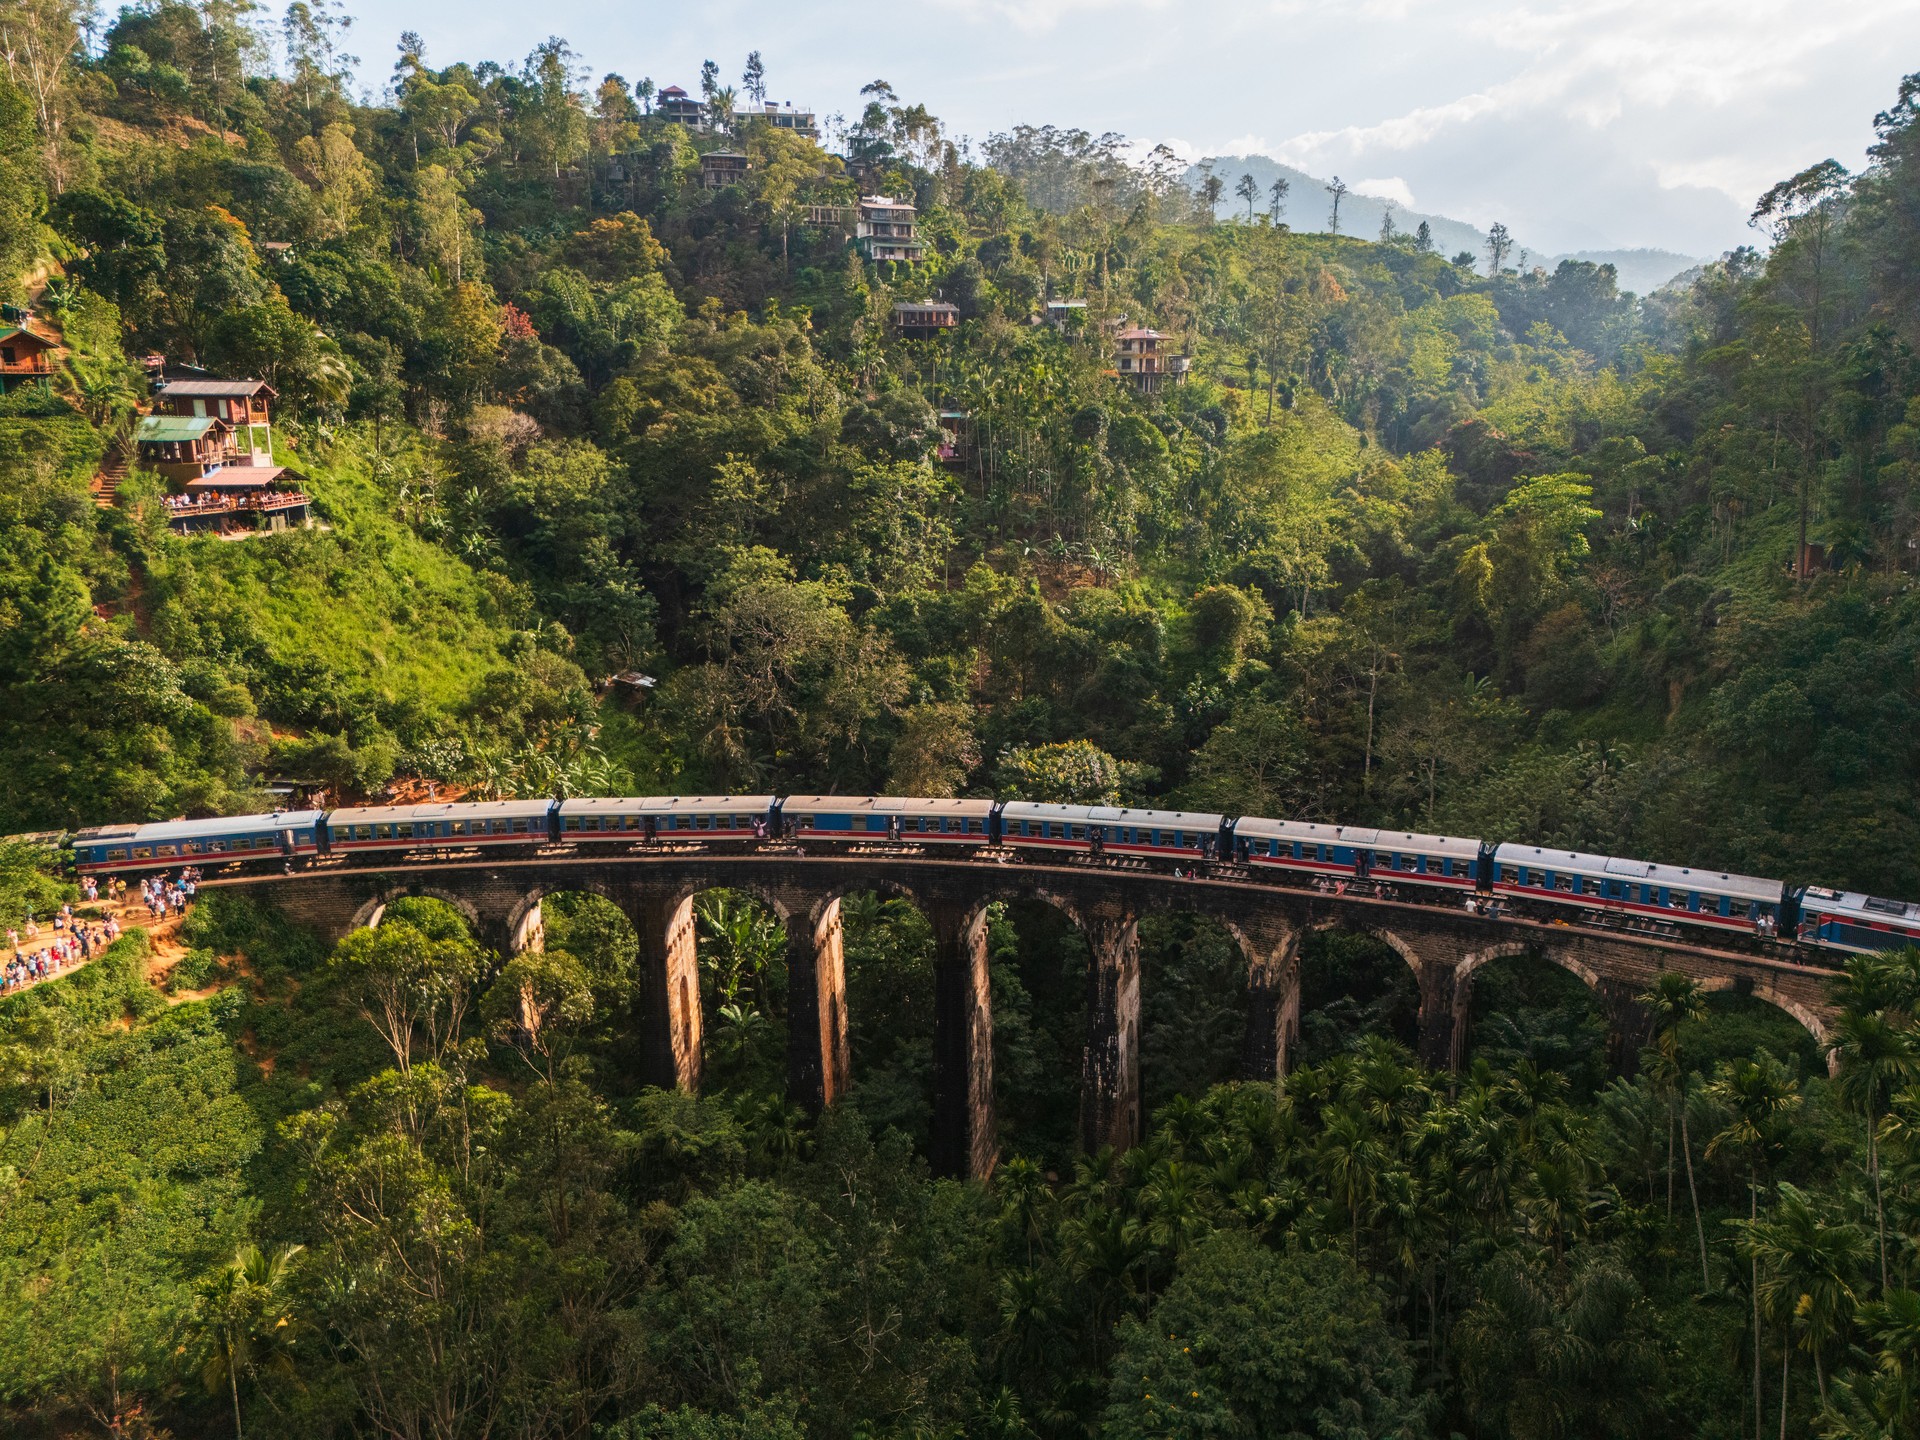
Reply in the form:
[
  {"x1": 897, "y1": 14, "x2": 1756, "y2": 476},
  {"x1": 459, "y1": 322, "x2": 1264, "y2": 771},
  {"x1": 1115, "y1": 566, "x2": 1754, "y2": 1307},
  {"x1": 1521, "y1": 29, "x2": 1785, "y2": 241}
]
[
  {"x1": 133, "y1": 846, "x2": 151, "y2": 859},
  {"x1": 375, "y1": 825, "x2": 393, "y2": 839},
  {"x1": 1500, "y1": 866, "x2": 1517, "y2": 884},
  {"x1": 695, "y1": 816, "x2": 711, "y2": 831},
  {"x1": 1728, "y1": 900, "x2": 1749, "y2": 918},
  {"x1": 399, "y1": 825, "x2": 414, "y2": 839},
  {"x1": 156, "y1": 845, "x2": 176, "y2": 857},
  {"x1": 1554, "y1": 875, "x2": 1572, "y2": 892},
  {"x1": 1582, "y1": 878, "x2": 1602, "y2": 896},
  {"x1": 968, "y1": 819, "x2": 984, "y2": 833},
  {"x1": 1671, "y1": 892, "x2": 1689, "y2": 910},
  {"x1": 183, "y1": 841, "x2": 200, "y2": 854},
  {"x1": 1070, "y1": 826, "x2": 1085, "y2": 840},
  {"x1": 564, "y1": 817, "x2": 581, "y2": 831},
  {"x1": 512, "y1": 819, "x2": 529, "y2": 833},
  {"x1": 110, "y1": 847, "x2": 129, "y2": 860}
]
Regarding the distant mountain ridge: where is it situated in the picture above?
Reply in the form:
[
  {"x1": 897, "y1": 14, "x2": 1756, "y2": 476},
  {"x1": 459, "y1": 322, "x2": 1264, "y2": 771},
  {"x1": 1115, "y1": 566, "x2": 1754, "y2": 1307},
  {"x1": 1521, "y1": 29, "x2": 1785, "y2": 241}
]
[{"x1": 1188, "y1": 155, "x2": 1704, "y2": 296}]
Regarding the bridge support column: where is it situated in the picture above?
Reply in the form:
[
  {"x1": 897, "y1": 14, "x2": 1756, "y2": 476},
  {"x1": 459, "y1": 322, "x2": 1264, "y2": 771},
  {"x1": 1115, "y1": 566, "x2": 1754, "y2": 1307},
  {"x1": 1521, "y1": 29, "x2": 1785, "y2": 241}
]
[
  {"x1": 787, "y1": 897, "x2": 852, "y2": 1113},
  {"x1": 1599, "y1": 976, "x2": 1654, "y2": 1077},
  {"x1": 1080, "y1": 911, "x2": 1141, "y2": 1154},
  {"x1": 1418, "y1": 962, "x2": 1462, "y2": 1071},
  {"x1": 626, "y1": 893, "x2": 703, "y2": 1093},
  {"x1": 929, "y1": 904, "x2": 995, "y2": 1180},
  {"x1": 510, "y1": 897, "x2": 545, "y2": 955},
  {"x1": 1240, "y1": 923, "x2": 1301, "y2": 1083}
]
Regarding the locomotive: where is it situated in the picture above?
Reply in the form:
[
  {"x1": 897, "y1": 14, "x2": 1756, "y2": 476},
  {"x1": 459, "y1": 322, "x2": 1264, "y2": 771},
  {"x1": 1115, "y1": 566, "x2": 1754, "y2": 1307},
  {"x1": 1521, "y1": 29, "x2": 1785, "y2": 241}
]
[{"x1": 67, "y1": 795, "x2": 1914, "y2": 961}]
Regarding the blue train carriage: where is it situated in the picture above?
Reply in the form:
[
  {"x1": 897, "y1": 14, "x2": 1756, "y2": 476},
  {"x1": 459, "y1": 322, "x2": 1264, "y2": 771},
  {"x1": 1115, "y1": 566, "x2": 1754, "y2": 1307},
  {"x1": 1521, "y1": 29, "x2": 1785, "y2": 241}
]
[
  {"x1": 322, "y1": 799, "x2": 559, "y2": 855},
  {"x1": 1490, "y1": 844, "x2": 1786, "y2": 936},
  {"x1": 1796, "y1": 887, "x2": 1920, "y2": 955},
  {"x1": 780, "y1": 796, "x2": 994, "y2": 844},
  {"x1": 72, "y1": 810, "x2": 325, "y2": 874},
  {"x1": 559, "y1": 795, "x2": 777, "y2": 843},
  {"x1": 1232, "y1": 819, "x2": 1481, "y2": 890},
  {"x1": 997, "y1": 803, "x2": 1228, "y2": 861}
]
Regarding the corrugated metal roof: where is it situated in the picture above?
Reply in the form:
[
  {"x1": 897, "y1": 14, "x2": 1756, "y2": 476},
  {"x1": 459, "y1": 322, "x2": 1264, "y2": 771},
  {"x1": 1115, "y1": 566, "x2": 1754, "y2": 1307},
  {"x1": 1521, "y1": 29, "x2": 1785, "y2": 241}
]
[
  {"x1": 136, "y1": 415, "x2": 222, "y2": 441},
  {"x1": 158, "y1": 378, "x2": 271, "y2": 398}
]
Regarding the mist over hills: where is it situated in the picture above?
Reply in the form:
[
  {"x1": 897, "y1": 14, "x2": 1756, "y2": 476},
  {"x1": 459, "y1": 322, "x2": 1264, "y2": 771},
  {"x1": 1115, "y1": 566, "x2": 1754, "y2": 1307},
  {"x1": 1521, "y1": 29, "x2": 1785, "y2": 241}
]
[{"x1": 1189, "y1": 154, "x2": 1704, "y2": 295}]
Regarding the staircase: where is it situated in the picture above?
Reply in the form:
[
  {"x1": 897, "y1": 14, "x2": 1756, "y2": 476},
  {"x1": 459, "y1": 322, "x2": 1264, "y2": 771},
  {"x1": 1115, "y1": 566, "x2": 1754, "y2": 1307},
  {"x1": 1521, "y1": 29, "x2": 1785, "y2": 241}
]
[{"x1": 91, "y1": 438, "x2": 130, "y2": 509}]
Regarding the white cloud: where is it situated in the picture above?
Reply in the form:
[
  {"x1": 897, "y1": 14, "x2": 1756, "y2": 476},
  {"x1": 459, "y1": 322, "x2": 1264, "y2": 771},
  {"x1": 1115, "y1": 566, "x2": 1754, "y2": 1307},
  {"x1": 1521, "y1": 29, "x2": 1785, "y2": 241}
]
[{"x1": 1353, "y1": 177, "x2": 1417, "y2": 209}]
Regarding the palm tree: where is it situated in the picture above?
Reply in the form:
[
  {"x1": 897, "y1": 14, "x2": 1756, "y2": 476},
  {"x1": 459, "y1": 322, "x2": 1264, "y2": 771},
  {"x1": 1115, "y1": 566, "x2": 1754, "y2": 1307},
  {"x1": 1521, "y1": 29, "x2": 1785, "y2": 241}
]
[
  {"x1": 1639, "y1": 971, "x2": 1710, "y2": 1285},
  {"x1": 1708, "y1": 1052, "x2": 1802, "y2": 1440},
  {"x1": 1830, "y1": 1005, "x2": 1915, "y2": 1291},
  {"x1": 196, "y1": 1243, "x2": 305, "y2": 1438},
  {"x1": 1740, "y1": 1183, "x2": 1869, "y2": 1422}
]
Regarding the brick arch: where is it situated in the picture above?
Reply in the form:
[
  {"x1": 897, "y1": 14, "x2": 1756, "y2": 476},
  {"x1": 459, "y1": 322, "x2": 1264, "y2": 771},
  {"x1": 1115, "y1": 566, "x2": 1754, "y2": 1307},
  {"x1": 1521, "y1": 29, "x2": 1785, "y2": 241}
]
[
  {"x1": 1455, "y1": 941, "x2": 1602, "y2": 993},
  {"x1": 351, "y1": 886, "x2": 483, "y2": 935},
  {"x1": 798, "y1": 873, "x2": 927, "y2": 933},
  {"x1": 656, "y1": 878, "x2": 795, "y2": 925},
  {"x1": 1308, "y1": 917, "x2": 1423, "y2": 982}
]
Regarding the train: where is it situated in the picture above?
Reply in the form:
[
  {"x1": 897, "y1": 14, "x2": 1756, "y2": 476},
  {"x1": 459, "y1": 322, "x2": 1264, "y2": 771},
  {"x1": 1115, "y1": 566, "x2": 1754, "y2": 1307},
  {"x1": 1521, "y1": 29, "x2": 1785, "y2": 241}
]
[{"x1": 65, "y1": 795, "x2": 1920, "y2": 961}]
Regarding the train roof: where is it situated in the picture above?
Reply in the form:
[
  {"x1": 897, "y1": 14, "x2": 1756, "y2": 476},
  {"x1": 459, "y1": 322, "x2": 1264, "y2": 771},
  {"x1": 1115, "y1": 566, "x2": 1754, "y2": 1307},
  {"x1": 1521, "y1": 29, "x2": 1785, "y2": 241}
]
[
  {"x1": 1232, "y1": 818, "x2": 1481, "y2": 858},
  {"x1": 1799, "y1": 888, "x2": 1920, "y2": 928},
  {"x1": 1491, "y1": 843, "x2": 1782, "y2": 901},
  {"x1": 77, "y1": 810, "x2": 325, "y2": 846},
  {"x1": 998, "y1": 802, "x2": 1224, "y2": 828},
  {"x1": 782, "y1": 796, "x2": 995, "y2": 815},
  {"x1": 558, "y1": 796, "x2": 775, "y2": 815},
  {"x1": 327, "y1": 800, "x2": 554, "y2": 825}
]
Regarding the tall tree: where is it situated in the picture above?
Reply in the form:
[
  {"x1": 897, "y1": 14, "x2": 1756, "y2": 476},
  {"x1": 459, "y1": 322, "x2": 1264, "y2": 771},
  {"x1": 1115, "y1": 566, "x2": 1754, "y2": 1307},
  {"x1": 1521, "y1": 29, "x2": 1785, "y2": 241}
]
[
  {"x1": 1325, "y1": 174, "x2": 1348, "y2": 234},
  {"x1": 1267, "y1": 174, "x2": 1289, "y2": 223},
  {"x1": 742, "y1": 50, "x2": 765, "y2": 106},
  {"x1": 1235, "y1": 171, "x2": 1257, "y2": 222},
  {"x1": 1484, "y1": 221, "x2": 1513, "y2": 276}
]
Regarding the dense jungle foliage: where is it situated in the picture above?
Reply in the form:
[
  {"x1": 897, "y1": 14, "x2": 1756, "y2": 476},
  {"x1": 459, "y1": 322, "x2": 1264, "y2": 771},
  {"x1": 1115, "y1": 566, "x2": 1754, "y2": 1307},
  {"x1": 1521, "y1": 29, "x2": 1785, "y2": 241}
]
[{"x1": 3, "y1": 4, "x2": 1920, "y2": 1435}]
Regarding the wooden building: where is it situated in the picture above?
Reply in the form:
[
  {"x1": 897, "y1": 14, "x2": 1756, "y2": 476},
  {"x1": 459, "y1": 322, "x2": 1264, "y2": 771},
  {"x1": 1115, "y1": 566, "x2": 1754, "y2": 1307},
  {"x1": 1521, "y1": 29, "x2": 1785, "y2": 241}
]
[
  {"x1": 0, "y1": 314, "x2": 61, "y2": 394},
  {"x1": 892, "y1": 301, "x2": 960, "y2": 338},
  {"x1": 699, "y1": 151, "x2": 750, "y2": 189},
  {"x1": 155, "y1": 378, "x2": 277, "y2": 464}
]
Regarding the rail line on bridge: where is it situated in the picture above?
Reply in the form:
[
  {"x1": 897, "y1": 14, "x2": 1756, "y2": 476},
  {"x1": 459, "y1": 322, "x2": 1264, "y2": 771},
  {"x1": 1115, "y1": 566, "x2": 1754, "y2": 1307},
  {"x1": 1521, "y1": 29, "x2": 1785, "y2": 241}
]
[{"x1": 212, "y1": 848, "x2": 1843, "y2": 1179}]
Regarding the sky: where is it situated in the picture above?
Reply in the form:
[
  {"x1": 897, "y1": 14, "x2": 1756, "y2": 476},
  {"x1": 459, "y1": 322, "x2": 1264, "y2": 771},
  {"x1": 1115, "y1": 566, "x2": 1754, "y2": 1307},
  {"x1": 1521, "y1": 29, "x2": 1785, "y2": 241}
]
[{"x1": 338, "y1": 0, "x2": 1920, "y2": 259}]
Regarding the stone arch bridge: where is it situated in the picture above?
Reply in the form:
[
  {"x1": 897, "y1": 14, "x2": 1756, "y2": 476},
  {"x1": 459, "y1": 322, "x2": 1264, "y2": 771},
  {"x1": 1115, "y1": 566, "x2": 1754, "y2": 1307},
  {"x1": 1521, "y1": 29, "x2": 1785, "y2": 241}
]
[{"x1": 219, "y1": 852, "x2": 1841, "y2": 1180}]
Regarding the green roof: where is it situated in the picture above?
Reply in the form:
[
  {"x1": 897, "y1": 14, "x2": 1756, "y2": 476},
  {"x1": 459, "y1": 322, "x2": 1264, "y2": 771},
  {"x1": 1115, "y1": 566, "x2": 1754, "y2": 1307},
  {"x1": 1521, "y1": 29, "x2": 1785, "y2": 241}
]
[{"x1": 136, "y1": 415, "x2": 219, "y2": 442}]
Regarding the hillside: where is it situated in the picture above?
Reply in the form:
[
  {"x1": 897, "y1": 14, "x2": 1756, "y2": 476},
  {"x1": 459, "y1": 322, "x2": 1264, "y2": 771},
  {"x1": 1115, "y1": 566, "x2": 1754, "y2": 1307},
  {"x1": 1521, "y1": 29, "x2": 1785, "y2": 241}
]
[
  {"x1": 0, "y1": 13, "x2": 1918, "y2": 1440},
  {"x1": 1189, "y1": 153, "x2": 1704, "y2": 289}
]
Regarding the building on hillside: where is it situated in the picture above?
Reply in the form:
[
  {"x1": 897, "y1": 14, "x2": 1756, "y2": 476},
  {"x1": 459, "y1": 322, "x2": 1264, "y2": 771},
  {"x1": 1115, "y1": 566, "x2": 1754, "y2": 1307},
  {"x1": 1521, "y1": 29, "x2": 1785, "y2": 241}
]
[
  {"x1": 0, "y1": 309, "x2": 61, "y2": 394},
  {"x1": 1039, "y1": 298, "x2": 1088, "y2": 329},
  {"x1": 805, "y1": 204, "x2": 854, "y2": 228},
  {"x1": 699, "y1": 150, "x2": 750, "y2": 189},
  {"x1": 746, "y1": 101, "x2": 818, "y2": 138},
  {"x1": 656, "y1": 86, "x2": 709, "y2": 129},
  {"x1": 134, "y1": 414, "x2": 236, "y2": 481},
  {"x1": 1113, "y1": 326, "x2": 1189, "y2": 394},
  {"x1": 161, "y1": 470, "x2": 311, "y2": 535},
  {"x1": 936, "y1": 410, "x2": 971, "y2": 469},
  {"x1": 155, "y1": 378, "x2": 277, "y2": 463},
  {"x1": 892, "y1": 301, "x2": 959, "y2": 338},
  {"x1": 856, "y1": 195, "x2": 925, "y2": 264}
]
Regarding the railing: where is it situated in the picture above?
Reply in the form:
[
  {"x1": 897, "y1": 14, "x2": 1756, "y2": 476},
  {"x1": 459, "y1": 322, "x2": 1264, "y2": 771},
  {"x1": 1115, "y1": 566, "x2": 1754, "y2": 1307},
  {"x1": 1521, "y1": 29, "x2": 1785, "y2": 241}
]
[{"x1": 163, "y1": 490, "x2": 309, "y2": 520}]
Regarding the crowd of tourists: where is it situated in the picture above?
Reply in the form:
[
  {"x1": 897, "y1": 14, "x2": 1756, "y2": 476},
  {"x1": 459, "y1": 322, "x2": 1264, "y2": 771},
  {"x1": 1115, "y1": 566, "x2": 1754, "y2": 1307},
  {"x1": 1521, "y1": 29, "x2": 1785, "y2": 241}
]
[{"x1": 2, "y1": 868, "x2": 200, "y2": 995}]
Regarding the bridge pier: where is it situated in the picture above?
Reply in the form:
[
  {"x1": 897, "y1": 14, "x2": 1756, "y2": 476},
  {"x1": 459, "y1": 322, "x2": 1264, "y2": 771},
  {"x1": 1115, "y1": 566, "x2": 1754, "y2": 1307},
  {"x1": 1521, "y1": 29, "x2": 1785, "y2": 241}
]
[
  {"x1": 1599, "y1": 976, "x2": 1655, "y2": 1076},
  {"x1": 1080, "y1": 909, "x2": 1142, "y2": 1153},
  {"x1": 623, "y1": 891, "x2": 704, "y2": 1093},
  {"x1": 1239, "y1": 921, "x2": 1301, "y2": 1083},
  {"x1": 1419, "y1": 960, "x2": 1462, "y2": 1071},
  {"x1": 929, "y1": 903, "x2": 996, "y2": 1179},
  {"x1": 787, "y1": 896, "x2": 852, "y2": 1113}
]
